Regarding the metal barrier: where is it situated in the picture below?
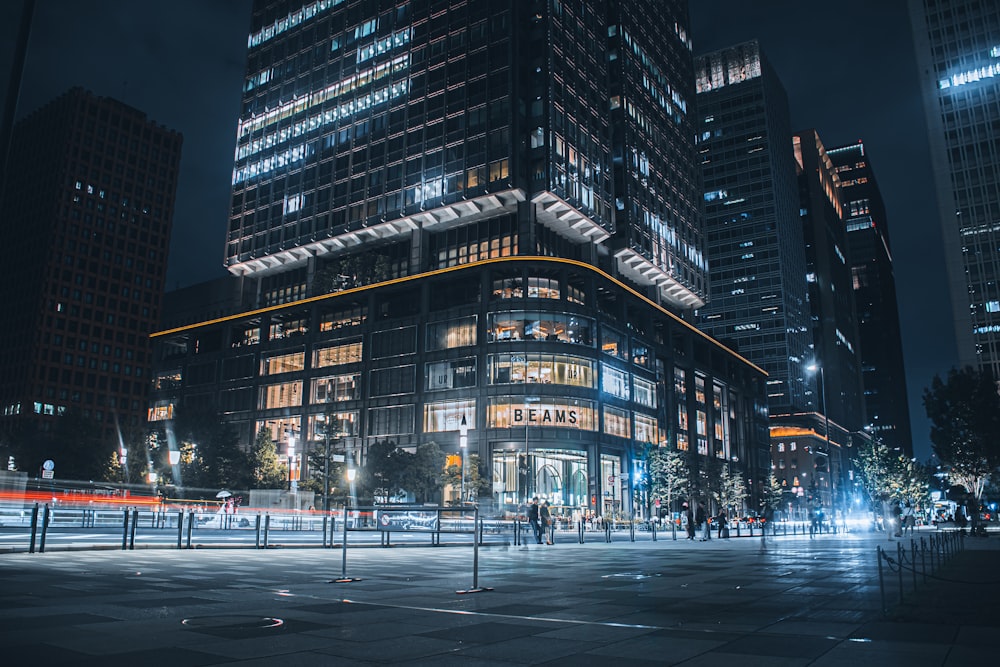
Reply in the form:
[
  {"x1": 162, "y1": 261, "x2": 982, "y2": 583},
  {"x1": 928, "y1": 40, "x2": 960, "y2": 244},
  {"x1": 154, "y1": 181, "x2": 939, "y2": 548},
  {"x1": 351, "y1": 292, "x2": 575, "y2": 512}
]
[{"x1": 876, "y1": 531, "x2": 964, "y2": 615}]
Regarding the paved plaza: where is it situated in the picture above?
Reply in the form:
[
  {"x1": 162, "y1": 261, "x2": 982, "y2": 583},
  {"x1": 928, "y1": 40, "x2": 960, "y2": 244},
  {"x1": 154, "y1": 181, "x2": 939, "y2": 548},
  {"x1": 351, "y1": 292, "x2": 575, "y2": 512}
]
[{"x1": 0, "y1": 531, "x2": 996, "y2": 665}]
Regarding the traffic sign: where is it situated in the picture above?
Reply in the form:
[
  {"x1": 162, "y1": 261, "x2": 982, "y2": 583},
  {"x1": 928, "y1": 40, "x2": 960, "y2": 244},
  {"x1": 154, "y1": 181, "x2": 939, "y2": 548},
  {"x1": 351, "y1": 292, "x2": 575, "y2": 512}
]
[
  {"x1": 42, "y1": 470, "x2": 54, "y2": 479},
  {"x1": 43, "y1": 459, "x2": 55, "y2": 471}
]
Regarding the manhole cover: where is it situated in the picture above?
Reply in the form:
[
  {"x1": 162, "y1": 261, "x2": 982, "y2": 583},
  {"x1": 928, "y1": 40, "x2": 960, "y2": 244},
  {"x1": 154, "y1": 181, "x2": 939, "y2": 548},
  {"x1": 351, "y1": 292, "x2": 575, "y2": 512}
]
[{"x1": 182, "y1": 616, "x2": 284, "y2": 630}]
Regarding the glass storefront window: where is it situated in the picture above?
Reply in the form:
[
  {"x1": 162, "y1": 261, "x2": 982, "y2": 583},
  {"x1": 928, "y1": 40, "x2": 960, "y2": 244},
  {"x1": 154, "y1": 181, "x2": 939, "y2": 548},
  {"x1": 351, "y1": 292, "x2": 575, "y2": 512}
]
[
  {"x1": 527, "y1": 277, "x2": 560, "y2": 299},
  {"x1": 487, "y1": 397, "x2": 596, "y2": 430},
  {"x1": 492, "y1": 277, "x2": 523, "y2": 299},
  {"x1": 309, "y1": 411, "x2": 359, "y2": 440},
  {"x1": 424, "y1": 399, "x2": 475, "y2": 433}
]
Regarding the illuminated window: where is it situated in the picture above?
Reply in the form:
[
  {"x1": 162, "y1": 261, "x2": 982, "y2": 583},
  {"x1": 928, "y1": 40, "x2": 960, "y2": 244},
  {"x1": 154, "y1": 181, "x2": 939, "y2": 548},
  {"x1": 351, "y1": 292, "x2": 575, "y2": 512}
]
[
  {"x1": 261, "y1": 381, "x2": 303, "y2": 409},
  {"x1": 261, "y1": 351, "x2": 305, "y2": 376},
  {"x1": 423, "y1": 399, "x2": 476, "y2": 433},
  {"x1": 313, "y1": 341, "x2": 363, "y2": 368},
  {"x1": 633, "y1": 413, "x2": 659, "y2": 444},
  {"x1": 603, "y1": 405, "x2": 631, "y2": 438}
]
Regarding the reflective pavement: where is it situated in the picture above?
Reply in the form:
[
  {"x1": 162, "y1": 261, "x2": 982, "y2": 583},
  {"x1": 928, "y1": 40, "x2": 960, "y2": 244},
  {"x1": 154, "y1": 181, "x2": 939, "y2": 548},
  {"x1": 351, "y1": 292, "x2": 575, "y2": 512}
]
[{"x1": 0, "y1": 530, "x2": 995, "y2": 665}]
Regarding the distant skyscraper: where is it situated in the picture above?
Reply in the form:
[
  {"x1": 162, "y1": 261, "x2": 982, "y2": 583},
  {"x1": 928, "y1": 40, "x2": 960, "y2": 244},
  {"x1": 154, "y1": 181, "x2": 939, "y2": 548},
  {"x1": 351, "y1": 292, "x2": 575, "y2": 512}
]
[
  {"x1": 827, "y1": 141, "x2": 913, "y2": 455},
  {"x1": 694, "y1": 41, "x2": 813, "y2": 413},
  {"x1": 151, "y1": 1, "x2": 770, "y2": 516},
  {"x1": 0, "y1": 88, "x2": 182, "y2": 474},
  {"x1": 793, "y1": 130, "x2": 866, "y2": 434},
  {"x1": 910, "y1": 0, "x2": 1000, "y2": 376}
]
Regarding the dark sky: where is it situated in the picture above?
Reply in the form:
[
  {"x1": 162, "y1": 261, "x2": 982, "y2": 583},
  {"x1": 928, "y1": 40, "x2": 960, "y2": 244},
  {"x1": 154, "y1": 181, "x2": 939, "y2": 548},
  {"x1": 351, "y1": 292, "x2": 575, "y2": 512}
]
[{"x1": 2, "y1": 1, "x2": 953, "y2": 459}]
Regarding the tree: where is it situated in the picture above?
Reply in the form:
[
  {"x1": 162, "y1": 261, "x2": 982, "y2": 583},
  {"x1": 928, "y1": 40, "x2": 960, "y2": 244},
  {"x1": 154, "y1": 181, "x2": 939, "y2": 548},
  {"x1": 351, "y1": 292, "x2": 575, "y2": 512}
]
[
  {"x1": 248, "y1": 429, "x2": 286, "y2": 488},
  {"x1": 713, "y1": 463, "x2": 748, "y2": 515},
  {"x1": 759, "y1": 472, "x2": 783, "y2": 519},
  {"x1": 854, "y1": 438, "x2": 930, "y2": 536},
  {"x1": 648, "y1": 446, "x2": 688, "y2": 515},
  {"x1": 443, "y1": 453, "x2": 490, "y2": 504},
  {"x1": 363, "y1": 440, "x2": 408, "y2": 503},
  {"x1": 401, "y1": 441, "x2": 447, "y2": 504},
  {"x1": 172, "y1": 408, "x2": 250, "y2": 493},
  {"x1": 923, "y1": 366, "x2": 1000, "y2": 501}
]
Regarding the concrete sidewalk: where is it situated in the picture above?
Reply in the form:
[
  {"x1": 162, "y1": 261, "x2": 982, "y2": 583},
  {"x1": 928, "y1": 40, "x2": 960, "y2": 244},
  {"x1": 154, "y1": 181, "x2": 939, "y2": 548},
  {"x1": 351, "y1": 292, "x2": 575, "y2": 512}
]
[{"x1": 0, "y1": 530, "x2": 996, "y2": 665}]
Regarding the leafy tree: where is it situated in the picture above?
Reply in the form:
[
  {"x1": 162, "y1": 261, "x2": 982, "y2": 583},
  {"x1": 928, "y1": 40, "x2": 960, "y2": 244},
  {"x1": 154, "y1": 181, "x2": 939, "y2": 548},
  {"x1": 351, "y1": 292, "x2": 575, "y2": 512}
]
[
  {"x1": 713, "y1": 462, "x2": 748, "y2": 515},
  {"x1": 363, "y1": 440, "x2": 408, "y2": 502},
  {"x1": 759, "y1": 471, "x2": 783, "y2": 519},
  {"x1": 854, "y1": 438, "x2": 930, "y2": 535},
  {"x1": 648, "y1": 446, "x2": 688, "y2": 515},
  {"x1": 923, "y1": 366, "x2": 1000, "y2": 501},
  {"x1": 443, "y1": 453, "x2": 490, "y2": 504},
  {"x1": 248, "y1": 429, "x2": 286, "y2": 489},
  {"x1": 172, "y1": 408, "x2": 251, "y2": 493},
  {"x1": 401, "y1": 441, "x2": 447, "y2": 504}
]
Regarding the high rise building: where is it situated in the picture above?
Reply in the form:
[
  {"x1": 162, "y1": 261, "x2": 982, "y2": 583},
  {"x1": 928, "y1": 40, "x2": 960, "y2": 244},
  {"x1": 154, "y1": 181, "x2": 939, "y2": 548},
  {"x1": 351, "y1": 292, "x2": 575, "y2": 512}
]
[
  {"x1": 693, "y1": 41, "x2": 812, "y2": 414},
  {"x1": 910, "y1": 0, "x2": 1000, "y2": 376},
  {"x1": 151, "y1": 1, "x2": 769, "y2": 516},
  {"x1": 0, "y1": 88, "x2": 182, "y2": 476},
  {"x1": 828, "y1": 141, "x2": 913, "y2": 455}
]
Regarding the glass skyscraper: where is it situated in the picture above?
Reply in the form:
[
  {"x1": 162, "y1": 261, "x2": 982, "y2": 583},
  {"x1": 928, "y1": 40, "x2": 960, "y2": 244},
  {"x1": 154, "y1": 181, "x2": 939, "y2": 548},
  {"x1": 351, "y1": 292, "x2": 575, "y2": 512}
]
[
  {"x1": 910, "y1": 0, "x2": 1000, "y2": 376},
  {"x1": 151, "y1": 1, "x2": 769, "y2": 517}
]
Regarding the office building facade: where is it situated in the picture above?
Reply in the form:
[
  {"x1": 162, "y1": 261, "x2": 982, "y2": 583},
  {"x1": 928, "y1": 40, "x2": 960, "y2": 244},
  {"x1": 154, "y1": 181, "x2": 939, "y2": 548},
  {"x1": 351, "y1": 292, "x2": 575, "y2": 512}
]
[
  {"x1": 828, "y1": 141, "x2": 913, "y2": 455},
  {"x1": 0, "y1": 88, "x2": 182, "y2": 474},
  {"x1": 910, "y1": 0, "x2": 1000, "y2": 376},
  {"x1": 693, "y1": 41, "x2": 812, "y2": 415},
  {"x1": 151, "y1": 0, "x2": 769, "y2": 516}
]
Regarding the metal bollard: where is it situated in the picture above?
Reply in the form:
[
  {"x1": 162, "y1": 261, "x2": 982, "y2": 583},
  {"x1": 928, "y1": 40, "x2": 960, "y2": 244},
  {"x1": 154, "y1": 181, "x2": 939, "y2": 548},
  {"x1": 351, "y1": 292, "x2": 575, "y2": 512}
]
[
  {"x1": 255, "y1": 514, "x2": 262, "y2": 548},
  {"x1": 39, "y1": 504, "x2": 51, "y2": 553},
  {"x1": 176, "y1": 510, "x2": 184, "y2": 549},
  {"x1": 651, "y1": 521, "x2": 657, "y2": 541},
  {"x1": 186, "y1": 511, "x2": 194, "y2": 549},
  {"x1": 130, "y1": 509, "x2": 139, "y2": 550},
  {"x1": 877, "y1": 546, "x2": 887, "y2": 615},
  {"x1": 29, "y1": 503, "x2": 39, "y2": 553},
  {"x1": 263, "y1": 514, "x2": 270, "y2": 549},
  {"x1": 630, "y1": 521, "x2": 635, "y2": 542},
  {"x1": 605, "y1": 522, "x2": 611, "y2": 543},
  {"x1": 121, "y1": 507, "x2": 130, "y2": 550},
  {"x1": 896, "y1": 542, "x2": 904, "y2": 603}
]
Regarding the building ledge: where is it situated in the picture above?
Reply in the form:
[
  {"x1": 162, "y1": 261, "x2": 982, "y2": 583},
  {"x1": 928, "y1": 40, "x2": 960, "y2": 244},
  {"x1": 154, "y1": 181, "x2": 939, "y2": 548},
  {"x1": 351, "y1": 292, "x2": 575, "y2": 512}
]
[{"x1": 613, "y1": 247, "x2": 705, "y2": 309}]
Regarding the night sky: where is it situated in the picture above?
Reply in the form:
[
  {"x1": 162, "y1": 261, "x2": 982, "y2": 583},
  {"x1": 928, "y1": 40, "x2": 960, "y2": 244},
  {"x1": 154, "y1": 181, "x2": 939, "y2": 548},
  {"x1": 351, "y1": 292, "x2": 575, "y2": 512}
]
[{"x1": 1, "y1": 1, "x2": 954, "y2": 460}]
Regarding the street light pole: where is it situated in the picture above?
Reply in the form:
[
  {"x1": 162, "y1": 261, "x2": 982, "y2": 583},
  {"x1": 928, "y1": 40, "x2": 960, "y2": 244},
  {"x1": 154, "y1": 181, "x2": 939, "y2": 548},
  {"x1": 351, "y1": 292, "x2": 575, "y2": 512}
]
[
  {"x1": 808, "y1": 363, "x2": 834, "y2": 516},
  {"x1": 459, "y1": 414, "x2": 468, "y2": 504}
]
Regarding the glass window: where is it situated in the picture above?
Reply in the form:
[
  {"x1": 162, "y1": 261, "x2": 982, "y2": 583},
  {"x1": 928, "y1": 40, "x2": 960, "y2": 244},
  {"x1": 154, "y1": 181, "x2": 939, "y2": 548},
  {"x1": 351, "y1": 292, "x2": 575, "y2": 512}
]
[
  {"x1": 601, "y1": 326, "x2": 627, "y2": 359},
  {"x1": 426, "y1": 315, "x2": 477, "y2": 351},
  {"x1": 369, "y1": 365, "x2": 415, "y2": 396},
  {"x1": 313, "y1": 340, "x2": 363, "y2": 367},
  {"x1": 634, "y1": 413, "x2": 659, "y2": 445},
  {"x1": 632, "y1": 341, "x2": 651, "y2": 369},
  {"x1": 423, "y1": 399, "x2": 476, "y2": 433},
  {"x1": 319, "y1": 305, "x2": 367, "y2": 332},
  {"x1": 368, "y1": 404, "x2": 414, "y2": 436},
  {"x1": 309, "y1": 411, "x2": 359, "y2": 439},
  {"x1": 261, "y1": 351, "x2": 305, "y2": 375},
  {"x1": 487, "y1": 397, "x2": 596, "y2": 431},
  {"x1": 261, "y1": 381, "x2": 303, "y2": 409},
  {"x1": 527, "y1": 277, "x2": 560, "y2": 299},
  {"x1": 492, "y1": 277, "x2": 523, "y2": 298},
  {"x1": 633, "y1": 376, "x2": 656, "y2": 408},
  {"x1": 426, "y1": 358, "x2": 477, "y2": 390},
  {"x1": 602, "y1": 364, "x2": 630, "y2": 400},
  {"x1": 311, "y1": 373, "x2": 360, "y2": 403},
  {"x1": 487, "y1": 311, "x2": 593, "y2": 345},
  {"x1": 603, "y1": 405, "x2": 630, "y2": 438},
  {"x1": 488, "y1": 353, "x2": 594, "y2": 387},
  {"x1": 371, "y1": 325, "x2": 416, "y2": 357}
]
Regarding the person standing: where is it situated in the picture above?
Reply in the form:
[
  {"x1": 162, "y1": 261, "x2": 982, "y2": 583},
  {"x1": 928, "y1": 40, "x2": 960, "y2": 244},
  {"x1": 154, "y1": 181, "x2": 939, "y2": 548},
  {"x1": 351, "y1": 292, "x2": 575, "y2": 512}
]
[
  {"x1": 684, "y1": 503, "x2": 695, "y2": 540},
  {"x1": 696, "y1": 502, "x2": 707, "y2": 541},
  {"x1": 717, "y1": 508, "x2": 728, "y2": 539},
  {"x1": 540, "y1": 500, "x2": 553, "y2": 545},
  {"x1": 527, "y1": 497, "x2": 542, "y2": 544}
]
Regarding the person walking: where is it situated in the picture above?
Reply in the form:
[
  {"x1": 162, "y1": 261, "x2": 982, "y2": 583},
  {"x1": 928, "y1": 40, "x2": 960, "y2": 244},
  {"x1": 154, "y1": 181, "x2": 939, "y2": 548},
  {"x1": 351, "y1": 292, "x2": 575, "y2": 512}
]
[
  {"x1": 540, "y1": 500, "x2": 553, "y2": 544},
  {"x1": 527, "y1": 497, "x2": 543, "y2": 544}
]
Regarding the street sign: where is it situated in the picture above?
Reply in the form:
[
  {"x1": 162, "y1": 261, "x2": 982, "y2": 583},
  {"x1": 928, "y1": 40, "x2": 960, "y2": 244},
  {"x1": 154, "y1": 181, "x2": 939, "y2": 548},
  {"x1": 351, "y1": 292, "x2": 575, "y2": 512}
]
[
  {"x1": 608, "y1": 475, "x2": 615, "y2": 484},
  {"x1": 43, "y1": 459, "x2": 55, "y2": 471},
  {"x1": 42, "y1": 470, "x2": 54, "y2": 479},
  {"x1": 655, "y1": 499, "x2": 661, "y2": 507}
]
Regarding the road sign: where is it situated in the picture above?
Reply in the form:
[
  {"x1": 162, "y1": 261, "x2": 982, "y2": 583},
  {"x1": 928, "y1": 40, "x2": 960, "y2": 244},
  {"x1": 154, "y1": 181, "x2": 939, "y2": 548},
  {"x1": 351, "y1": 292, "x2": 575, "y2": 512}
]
[
  {"x1": 43, "y1": 459, "x2": 55, "y2": 471},
  {"x1": 655, "y1": 499, "x2": 661, "y2": 507},
  {"x1": 42, "y1": 470, "x2": 54, "y2": 479}
]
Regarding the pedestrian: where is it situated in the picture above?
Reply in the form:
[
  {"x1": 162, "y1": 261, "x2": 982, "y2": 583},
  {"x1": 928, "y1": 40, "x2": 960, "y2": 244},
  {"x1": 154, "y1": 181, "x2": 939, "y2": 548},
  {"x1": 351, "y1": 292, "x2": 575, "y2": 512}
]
[
  {"x1": 901, "y1": 502, "x2": 915, "y2": 535},
  {"x1": 540, "y1": 500, "x2": 553, "y2": 545},
  {"x1": 527, "y1": 497, "x2": 543, "y2": 544},
  {"x1": 696, "y1": 502, "x2": 707, "y2": 541},
  {"x1": 717, "y1": 508, "x2": 728, "y2": 539},
  {"x1": 684, "y1": 502, "x2": 695, "y2": 540},
  {"x1": 892, "y1": 501, "x2": 903, "y2": 537}
]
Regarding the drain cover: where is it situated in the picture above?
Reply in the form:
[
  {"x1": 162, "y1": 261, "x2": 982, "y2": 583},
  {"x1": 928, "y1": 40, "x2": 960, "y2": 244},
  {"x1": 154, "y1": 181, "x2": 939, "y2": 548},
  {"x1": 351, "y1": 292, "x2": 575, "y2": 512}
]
[{"x1": 182, "y1": 616, "x2": 284, "y2": 630}]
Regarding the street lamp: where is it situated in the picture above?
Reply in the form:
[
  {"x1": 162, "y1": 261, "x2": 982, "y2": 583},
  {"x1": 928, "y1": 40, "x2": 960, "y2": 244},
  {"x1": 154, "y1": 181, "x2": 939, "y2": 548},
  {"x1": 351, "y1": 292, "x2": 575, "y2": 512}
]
[
  {"x1": 287, "y1": 431, "x2": 297, "y2": 493},
  {"x1": 806, "y1": 362, "x2": 834, "y2": 516},
  {"x1": 459, "y1": 414, "x2": 468, "y2": 504}
]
